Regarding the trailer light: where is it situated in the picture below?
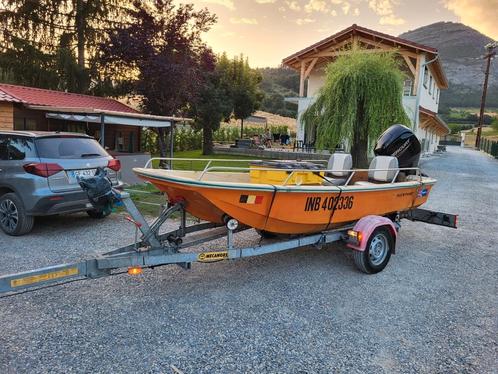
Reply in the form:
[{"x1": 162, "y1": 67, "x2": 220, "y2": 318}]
[
  {"x1": 347, "y1": 230, "x2": 362, "y2": 245},
  {"x1": 127, "y1": 266, "x2": 142, "y2": 275},
  {"x1": 226, "y1": 218, "x2": 239, "y2": 231}
]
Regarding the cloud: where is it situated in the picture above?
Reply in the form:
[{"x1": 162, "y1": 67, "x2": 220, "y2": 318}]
[
  {"x1": 444, "y1": 0, "x2": 498, "y2": 39},
  {"x1": 304, "y1": 0, "x2": 329, "y2": 13},
  {"x1": 296, "y1": 18, "x2": 316, "y2": 25},
  {"x1": 342, "y1": 2, "x2": 351, "y2": 15},
  {"x1": 353, "y1": 7, "x2": 360, "y2": 16},
  {"x1": 368, "y1": 0, "x2": 406, "y2": 26},
  {"x1": 379, "y1": 15, "x2": 405, "y2": 25},
  {"x1": 230, "y1": 17, "x2": 259, "y2": 24},
  {"x1": 255, "y1": 0, "x2": 277, "y2": 3},
  {"x1": 286, "y1": 0, "x2": 301, "y2": 11},
  {"x1": 201, "y1": 0, "x2": 235, "y2": 11}
]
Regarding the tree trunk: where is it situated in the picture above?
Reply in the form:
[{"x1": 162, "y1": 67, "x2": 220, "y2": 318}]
[
  {"x1": 202, "y1": 126, "x2": 213, "y2": 155},
  {"x1": 240, "y1": 118, "x2": 244, "y2": 138},
  {"x1": 351, "y1": 102, "x2": 369, "y2": 168},
  {"x1": 157, "y1": 127, "x2": 168, "y2": 168},
  {"x1": 75, "y1": 0, "x2": 87, "y2": 92}
]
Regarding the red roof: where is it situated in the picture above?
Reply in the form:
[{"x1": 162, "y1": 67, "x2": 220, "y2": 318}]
[{"x1": 0, "y1": 83, "x2": 138, "y2": 113}]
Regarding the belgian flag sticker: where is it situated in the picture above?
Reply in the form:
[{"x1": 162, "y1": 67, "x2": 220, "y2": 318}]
[{"x1": 239, "y1": 194, "x2": 264, "y2": 204}]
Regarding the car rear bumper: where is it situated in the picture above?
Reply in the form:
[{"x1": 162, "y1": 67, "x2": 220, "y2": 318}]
[{"x1": 27, "y1": 191, "x2": 94, "y2": 216}]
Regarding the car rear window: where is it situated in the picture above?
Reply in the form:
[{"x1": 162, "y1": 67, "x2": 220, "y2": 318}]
[{"x1": 35, "y1": 137, "x2": 108, "y2": 159}]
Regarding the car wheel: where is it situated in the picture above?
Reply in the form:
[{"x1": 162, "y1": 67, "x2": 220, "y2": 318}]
[
  {"x1": 353, "y1": 227, "x2": 393, "y2": 274},
  {"x1": 0, "y1": 193, "x2": 35, "y2": 236},
  {"x1": 86, "y1": 209, "x2": 111, "y2": 219}
]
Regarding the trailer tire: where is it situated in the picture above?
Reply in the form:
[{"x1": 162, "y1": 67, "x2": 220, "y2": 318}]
[
  {"x1": 353, "y1": 226, "x2": 393, "y2": 274},
  {"x1": 0, "y1": 193, "x2": 35, "y2": 236}
]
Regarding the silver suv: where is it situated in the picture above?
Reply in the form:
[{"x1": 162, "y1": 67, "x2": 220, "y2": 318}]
[{"x1": 0, "y1": 131, "x2": 122, "y2": 236}]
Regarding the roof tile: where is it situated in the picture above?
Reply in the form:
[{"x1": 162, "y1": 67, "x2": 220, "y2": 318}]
[{"x1": 0, "y1": 83, "x2": 137, "y2": 113}]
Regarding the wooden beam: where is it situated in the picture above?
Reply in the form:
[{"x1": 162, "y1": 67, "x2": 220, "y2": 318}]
[
  {"x1": 413, "y1": 54, "x2": 422, "y2": 95},
  {"x1": 304, "y1": 58, "x2": 318, "y2": 80},
  {"x1": 299, "y1": 61, "x2": 306, "y2": 97},
  {"x1": 313, "y1": 48, "x2": 386, "y2": 58},
  {"x1": 402, "y1": 54, "x2": 416, "y2": 77}
]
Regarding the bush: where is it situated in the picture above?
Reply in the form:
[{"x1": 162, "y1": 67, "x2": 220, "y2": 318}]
[{"x1": 491, "y1": 117, "x2": 498, "y2": 132}]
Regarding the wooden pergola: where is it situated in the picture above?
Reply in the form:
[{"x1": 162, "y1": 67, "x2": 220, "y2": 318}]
[
  {"x1": 419, "y1": 106, "x2": 450, "y2": 136},
  {"x1": 282, "y1": 24, "x2": 449, "y2": 97}
]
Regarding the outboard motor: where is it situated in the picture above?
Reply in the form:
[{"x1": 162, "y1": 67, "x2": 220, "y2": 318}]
[
  {"x1": 78, "y1": 168, "x2": 118, "y2": 214},
  {"x1": 374, "y1": 124, "x2": 421, "y2": 174}
]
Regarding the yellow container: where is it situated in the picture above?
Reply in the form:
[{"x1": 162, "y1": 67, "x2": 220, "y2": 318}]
[{"x1": 249, "y1": 161, "x2": 324, "y2": 185}]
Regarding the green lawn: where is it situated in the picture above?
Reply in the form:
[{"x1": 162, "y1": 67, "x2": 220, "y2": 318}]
[
  {"x1": 124, "y1": 149, "x2": 267, "y2": 216},
  {"x1": 152, "y1": 149, "x2": 265, "y2": 171}
]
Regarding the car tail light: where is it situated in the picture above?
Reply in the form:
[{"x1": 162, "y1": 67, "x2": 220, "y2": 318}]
[
  {"x1": 107, "y1": 158, "x2": 121, "y2": 171},
  {"x1": 23, "y1": 163, "x2": 63, "y2": 177}
]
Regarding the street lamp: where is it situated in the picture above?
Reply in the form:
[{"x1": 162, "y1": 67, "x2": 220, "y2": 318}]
[{"x1": 475, "y1": 41, "x2": 497, "y2": 149}]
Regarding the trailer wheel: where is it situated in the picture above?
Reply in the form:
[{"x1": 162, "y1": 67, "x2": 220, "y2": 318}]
[{"x1": 353, "y1": 227, "x2": 393, "y2": 274}]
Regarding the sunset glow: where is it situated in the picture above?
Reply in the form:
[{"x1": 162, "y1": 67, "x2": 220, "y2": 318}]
[{"x1": 183, "y1": 0, "x2": 498, "y2": 67}]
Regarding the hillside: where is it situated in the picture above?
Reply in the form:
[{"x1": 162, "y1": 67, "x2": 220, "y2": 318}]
[
  {"x1": 259, "y1": 22, "x2": 498, "y2": 113},
  {"x1": 257, "y1": 67, "x2": 299, "y2": 117},
  {"x1": 399, "y1": 22, "x2": 498, "y2": 109}
]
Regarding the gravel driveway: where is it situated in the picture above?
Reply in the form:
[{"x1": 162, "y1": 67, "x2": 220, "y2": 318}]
[{"x1": 0, "y1": 146, "x2": 497, "y2": 373}]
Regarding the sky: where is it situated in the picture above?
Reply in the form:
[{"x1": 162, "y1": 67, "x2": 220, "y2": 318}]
[{"x1": 182, "y1": 0, "x2": 498, "y2": 67}]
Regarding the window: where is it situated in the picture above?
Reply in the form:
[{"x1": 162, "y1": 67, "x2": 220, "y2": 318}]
[
  {"x1": 35, "y1": 137, "x2": 107, "y2": 159},
  {"x1": 0, "y1": 136, "x2": 8, "y2": 160},
  {"x1": 423, "y1": 67, "x2": 429, "y2": 88},
  {"x1": 0, "y1": 136, "x2": 35, "y2": 161},
  {"x1": 13, "y1": 118, "x2": 36, "y2": 131},
  {"x1": 429, "y1": 75, "x2": 433, "y2": 95},
  {"x1": 8, "y1": 137, "x2": 35, "y2": 160},
  {"x1": 403, "y1": 79, "x2": 413, "y2": 96},
  {"x1": 436, "y1": 89, "x2": 440, "y2": 104}
]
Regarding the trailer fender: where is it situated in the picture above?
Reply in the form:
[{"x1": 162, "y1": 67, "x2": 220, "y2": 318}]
[{"x1": 346, "y1": 215, "x2": 397, "y2": 253}]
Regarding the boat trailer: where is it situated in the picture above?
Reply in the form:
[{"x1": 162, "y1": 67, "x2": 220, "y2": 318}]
[{"x1": 0, "y1": 190, "x2": 457, "y2": 296}]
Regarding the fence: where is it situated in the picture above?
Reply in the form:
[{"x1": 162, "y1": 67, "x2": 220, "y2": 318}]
[{"x1": 479, "y1": 137, "x2": 498, "y2": 158}]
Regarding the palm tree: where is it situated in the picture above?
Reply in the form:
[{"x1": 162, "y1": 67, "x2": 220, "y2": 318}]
[{"x1": 301, "y1": 50, "x2": 410, "y2": 167}]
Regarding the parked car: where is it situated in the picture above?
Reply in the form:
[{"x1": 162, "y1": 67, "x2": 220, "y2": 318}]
[{"x1": 0, "y1": 131, "x2": 123, "y2": 236}]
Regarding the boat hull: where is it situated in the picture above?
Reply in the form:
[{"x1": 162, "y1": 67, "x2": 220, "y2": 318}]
[{"x1": 134, "y1": 168, "x2": 434, "y2": 235}]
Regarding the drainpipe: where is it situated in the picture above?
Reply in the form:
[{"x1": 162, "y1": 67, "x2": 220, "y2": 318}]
[
  {"x1": 414, "y1": 54, "x2": 439, "y2": 150},
  {"x1": 100, "y1": 113, "x2": 105, "y2": 147}
]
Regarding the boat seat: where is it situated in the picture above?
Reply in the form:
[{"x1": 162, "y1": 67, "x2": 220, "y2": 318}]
[
  {"x1": 323, "y1": 153, "x2": 352, "y2": 186},
  {"x1": 355, "y1": 156, "x2": 399, "y2": 186}
]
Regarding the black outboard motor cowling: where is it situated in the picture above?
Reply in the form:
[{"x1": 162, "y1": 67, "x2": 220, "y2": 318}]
[{"x1": 374, "y1": 124, "x2": 421, "y2": 173}]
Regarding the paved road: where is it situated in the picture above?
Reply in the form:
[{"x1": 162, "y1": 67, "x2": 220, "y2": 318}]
[{"x1": 0, "y1": 146, "x2": 497, "y2": 373}]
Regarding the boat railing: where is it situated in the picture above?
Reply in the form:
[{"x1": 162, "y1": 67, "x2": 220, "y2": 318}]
[{"x1": 145, "y1": 157, "x2": 422, "y2": 186}]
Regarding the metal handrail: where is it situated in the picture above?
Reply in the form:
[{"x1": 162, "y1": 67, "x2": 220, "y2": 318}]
[
  {"x1": 198, "y1": 165, "x2": 422, "y2": 185},
  {"x1": 144, "y1": 157, "x2": 423, "y2": 186}
]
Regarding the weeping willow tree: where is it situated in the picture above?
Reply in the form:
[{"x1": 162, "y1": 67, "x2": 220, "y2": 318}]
[{"x1": 301, "y1": 51, "x2": 410, "y2": 167}]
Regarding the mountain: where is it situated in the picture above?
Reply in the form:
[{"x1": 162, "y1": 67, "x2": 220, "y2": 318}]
[{"x1": 399, "y1": 22, "x2": 498, "y2": 109}]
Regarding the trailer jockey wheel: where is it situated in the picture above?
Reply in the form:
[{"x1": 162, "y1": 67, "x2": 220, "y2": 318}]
[{"x1": 353, "y1": 227, "x2": 393, "y2": 274}]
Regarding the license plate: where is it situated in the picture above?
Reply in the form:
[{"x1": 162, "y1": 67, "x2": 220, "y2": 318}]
[{"x1": 69, "y1": 169, "x2": 96, "y2": 181}]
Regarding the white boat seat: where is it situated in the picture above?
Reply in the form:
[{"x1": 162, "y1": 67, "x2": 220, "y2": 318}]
[
  {"x1": 323, "y1": 153, "x2": 352, "y2": 186},
  {"x1": 355, "y1": 156, "x2": 399, "y2": 186}
]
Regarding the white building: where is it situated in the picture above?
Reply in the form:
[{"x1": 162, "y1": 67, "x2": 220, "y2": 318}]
[{"x1": 283, "y1": 24, "x2": 449, "y2": 153}]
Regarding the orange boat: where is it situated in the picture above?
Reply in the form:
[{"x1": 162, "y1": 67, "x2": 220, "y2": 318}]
[
  {"x1": 134, "y1": 157, "x2": 435, "y2": 235},
  {"x1": 134, "y1": 125, "x2": 436, "y2": 235}
]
